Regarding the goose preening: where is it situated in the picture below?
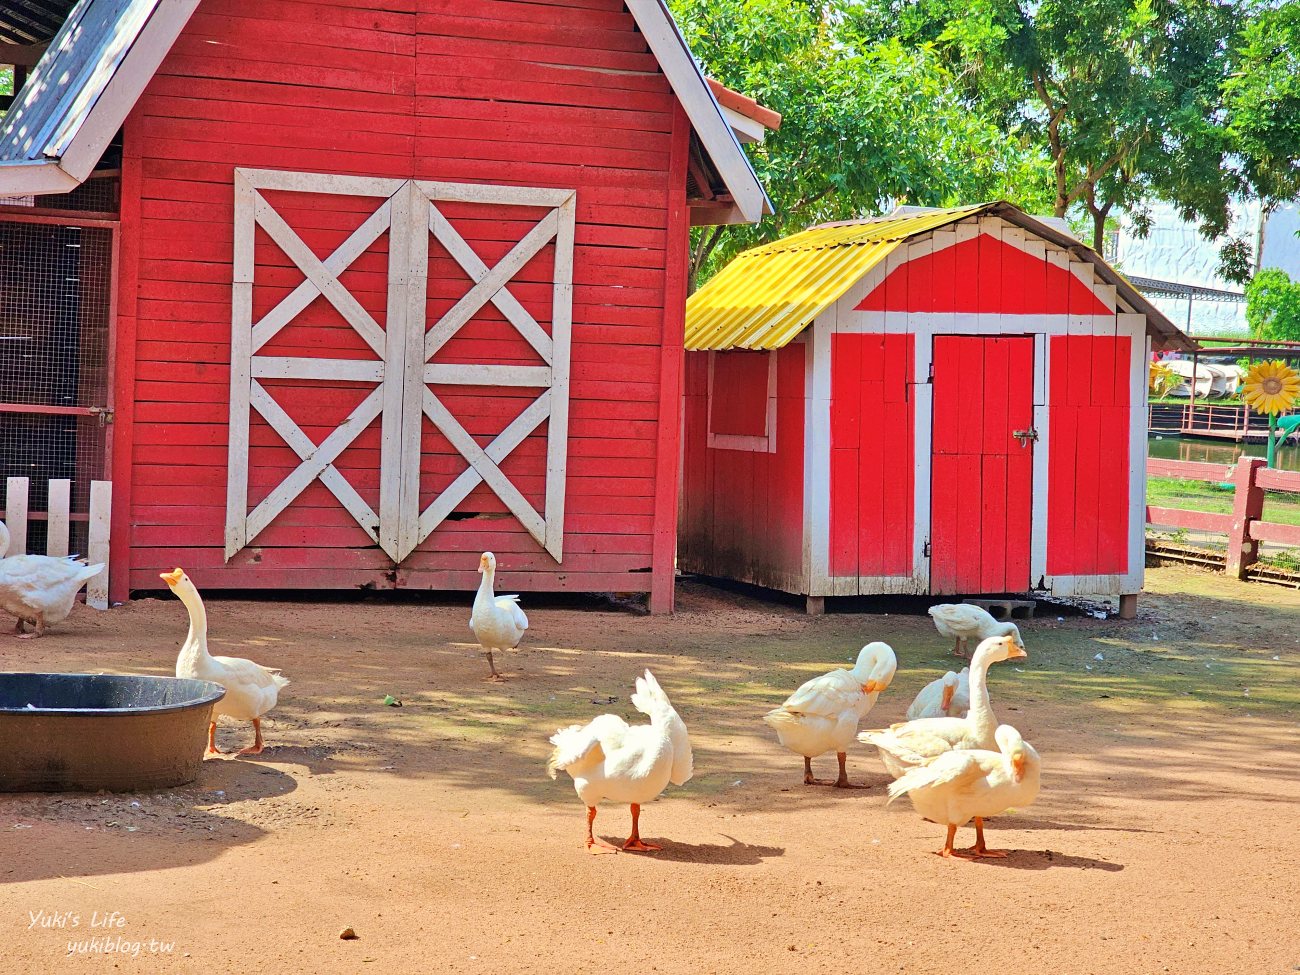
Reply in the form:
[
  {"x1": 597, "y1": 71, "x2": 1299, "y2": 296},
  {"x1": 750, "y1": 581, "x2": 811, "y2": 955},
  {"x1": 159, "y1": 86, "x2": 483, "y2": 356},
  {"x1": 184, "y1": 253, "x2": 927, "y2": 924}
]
[
  {"x1": 906, "y1": 667, "x2": 971, "y2": 720},
  {"x1": 162, "y1": 568, "x2": 289, "y2": 757},
  {"x1": 887, "y1": 724, "x2": 1041, "y2": 859},
  {"x1": 860, "y1": 635, "x2": 1025, "y2": 778},
  {"x1": 928, "y1": 603, "x2": 1023, "y2": 658},
  {"x1": 548, "y1": 670, "x2": 692, "y2": 854},
  {"x1": 469, "y1": 551, "x2": 528, "y2": 681},
  {"x1": 763, "y1": 642, "x2": 897, "y2": 787},
  {"x1": 0, "y1": 521, "x2": 104, "y2": 638}
]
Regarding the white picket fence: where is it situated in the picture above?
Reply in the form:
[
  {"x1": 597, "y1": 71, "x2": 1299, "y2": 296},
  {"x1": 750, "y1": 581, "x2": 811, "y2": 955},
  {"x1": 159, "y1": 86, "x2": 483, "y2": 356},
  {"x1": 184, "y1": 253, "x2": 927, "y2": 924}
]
[{"x1": 1, "y1": 476, "x2": 112, "y2": 610}]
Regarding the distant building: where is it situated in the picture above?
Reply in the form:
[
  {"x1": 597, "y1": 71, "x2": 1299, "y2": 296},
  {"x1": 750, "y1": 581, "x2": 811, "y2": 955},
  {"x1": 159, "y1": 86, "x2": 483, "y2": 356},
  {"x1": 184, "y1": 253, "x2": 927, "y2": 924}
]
[{"x1": 1113, "y1": 201, "x2": 1300, "y2": 336}]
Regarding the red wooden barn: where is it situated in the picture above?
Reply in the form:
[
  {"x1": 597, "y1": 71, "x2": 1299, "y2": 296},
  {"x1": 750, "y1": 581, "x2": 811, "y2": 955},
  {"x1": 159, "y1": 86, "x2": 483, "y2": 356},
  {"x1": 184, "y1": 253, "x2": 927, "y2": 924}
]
[
  {"x1": 0, "y1": 0, "x2": 774, "y2": 612},
  {"x1": 680, "y1": 204, "x2": 1192, "y2": 613}
]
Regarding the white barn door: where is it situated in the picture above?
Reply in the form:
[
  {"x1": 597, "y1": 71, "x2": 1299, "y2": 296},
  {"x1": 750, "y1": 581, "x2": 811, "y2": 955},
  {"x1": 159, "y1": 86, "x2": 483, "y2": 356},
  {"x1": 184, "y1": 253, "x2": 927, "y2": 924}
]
[{"x1": 225, "y1": 168, "x2": 576, "y2": 565}]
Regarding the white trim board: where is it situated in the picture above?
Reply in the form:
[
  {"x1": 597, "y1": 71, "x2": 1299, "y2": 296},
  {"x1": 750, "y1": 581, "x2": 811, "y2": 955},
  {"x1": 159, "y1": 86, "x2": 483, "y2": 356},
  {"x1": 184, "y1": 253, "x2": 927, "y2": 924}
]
[{"x1": 225, "y1": 168, "x2": 575, "y2": 565}]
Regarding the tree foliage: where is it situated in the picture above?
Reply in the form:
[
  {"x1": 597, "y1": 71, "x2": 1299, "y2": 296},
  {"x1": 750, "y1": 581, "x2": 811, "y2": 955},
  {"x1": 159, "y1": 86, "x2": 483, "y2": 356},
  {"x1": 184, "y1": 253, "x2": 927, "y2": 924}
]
[
  {"x1": 1246, "y1": 268, "x2": 1300, "y2": 343},
  {"x1": 668, "y1": 0, "x2": 1054, "y2": 286},
  {"x1": 845, "y1": 0, "x2": 1247, "y2": 253},
  {"x1": 1224, "y1": 2, "x2": 1300, "y2": 206}
]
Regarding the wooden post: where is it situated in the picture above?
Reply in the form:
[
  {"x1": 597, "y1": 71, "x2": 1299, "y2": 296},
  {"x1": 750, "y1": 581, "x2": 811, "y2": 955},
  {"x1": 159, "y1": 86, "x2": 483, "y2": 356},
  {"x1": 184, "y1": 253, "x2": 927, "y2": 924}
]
[
  {"x1": 1226, "y1": 456, "x2": 1266, "y2": 579},
  {"x1": 4, "y1": 477, "x2": 29, "y2": 555},
  {"x1": 805, "y1": 595, "x2": 825, "y2": 616},
  {"x1": 1118, "y1": 593, "x2": 1138, "y2": 619}
]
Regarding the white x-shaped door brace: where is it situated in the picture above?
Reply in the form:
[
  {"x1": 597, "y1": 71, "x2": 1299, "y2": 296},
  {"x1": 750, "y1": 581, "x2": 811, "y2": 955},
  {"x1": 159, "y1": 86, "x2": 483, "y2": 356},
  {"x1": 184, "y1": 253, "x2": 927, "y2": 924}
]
[{"x1": 225, "y1": 168, "x2": 575, "y2": 564}]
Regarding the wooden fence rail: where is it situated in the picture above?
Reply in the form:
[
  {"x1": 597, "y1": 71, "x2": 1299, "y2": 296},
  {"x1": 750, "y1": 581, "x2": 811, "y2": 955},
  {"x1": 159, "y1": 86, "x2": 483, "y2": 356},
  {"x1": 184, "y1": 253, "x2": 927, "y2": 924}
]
[
  {"x1": 1146, "y1": 456, "x2": 1300, "y2": 578},
  {"x1": 1, "y1": 476, "x2": 112, "y2": 609}
]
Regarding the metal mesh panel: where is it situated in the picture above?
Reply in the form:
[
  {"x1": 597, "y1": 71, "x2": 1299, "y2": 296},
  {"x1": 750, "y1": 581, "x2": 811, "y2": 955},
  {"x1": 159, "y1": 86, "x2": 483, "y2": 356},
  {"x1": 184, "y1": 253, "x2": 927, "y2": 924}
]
[
  {"x1": 0, "y1": 217, "x2": 112, "y2": 555},
  {"x1": 0, "y1": 172, "x2": 120, "y2": 215}
]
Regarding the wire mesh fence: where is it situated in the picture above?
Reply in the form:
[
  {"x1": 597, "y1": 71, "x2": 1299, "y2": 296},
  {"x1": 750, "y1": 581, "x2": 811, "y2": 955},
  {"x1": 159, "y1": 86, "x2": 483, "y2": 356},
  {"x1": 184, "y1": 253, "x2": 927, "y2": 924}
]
[{"x1": 0, "y1": 213, "x2": 114, "y2": 555}]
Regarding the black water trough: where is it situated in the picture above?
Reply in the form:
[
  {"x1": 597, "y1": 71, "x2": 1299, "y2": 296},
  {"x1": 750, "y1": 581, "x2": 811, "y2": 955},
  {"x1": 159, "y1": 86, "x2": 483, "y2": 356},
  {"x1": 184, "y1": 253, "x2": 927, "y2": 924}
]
[{"x1": 0, "y1": 674, "x2": 225, "y2": 792}]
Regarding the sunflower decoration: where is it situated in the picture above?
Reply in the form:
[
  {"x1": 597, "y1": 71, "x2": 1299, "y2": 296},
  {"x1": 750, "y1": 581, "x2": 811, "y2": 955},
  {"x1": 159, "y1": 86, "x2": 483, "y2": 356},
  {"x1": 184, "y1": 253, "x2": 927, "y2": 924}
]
[{"x1": 1242, "y1": 360, "x2": 1300, "y2": 415}]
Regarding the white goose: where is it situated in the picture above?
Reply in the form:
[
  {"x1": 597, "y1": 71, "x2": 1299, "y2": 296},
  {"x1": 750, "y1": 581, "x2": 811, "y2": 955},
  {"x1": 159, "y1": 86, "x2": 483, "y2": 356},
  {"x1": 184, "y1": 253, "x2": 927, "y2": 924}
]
[
  {"x1": 929, "y1": 603, "x2": 1023, "y2": 658},
  {"x1": 548, "y1": 670, "x2": 692, "y2": 854},
  {"x1": 469, "y1": 551, "x2": 527, "y2": 681},
  {"x1": 763, "y1": 642, "x2": 897, "y2": 787},
  {"x1": 0, "y1": 521, "x2": 104, "y2": 638},
  {"x1": 860, "y1": 635, "x2": 1024, "y2": 778},
  {"x1": 906, "y1": 667, "x2": 971, "y2": 720},
  {"x1": 888, "y1": 724, "x2": 1041, "y2": 859},
  {"x1": 162, "y1": 568, "x2": 289, "y2": 756}
]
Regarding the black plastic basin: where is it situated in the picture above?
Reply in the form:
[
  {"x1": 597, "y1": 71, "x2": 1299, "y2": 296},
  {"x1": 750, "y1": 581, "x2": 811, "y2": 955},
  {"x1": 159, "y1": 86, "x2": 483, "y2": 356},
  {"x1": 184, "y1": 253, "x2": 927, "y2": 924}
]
[{"x1": 0, "y1": 673, "x2": 225, "y2": 792}]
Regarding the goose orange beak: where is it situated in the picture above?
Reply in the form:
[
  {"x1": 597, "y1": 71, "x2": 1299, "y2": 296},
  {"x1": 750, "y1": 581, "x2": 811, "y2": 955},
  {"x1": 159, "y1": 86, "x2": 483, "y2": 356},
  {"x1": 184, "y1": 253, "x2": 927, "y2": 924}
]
[
  {"x1": 1008, "y1": 644, "x2": 1027, "y2": 659},
  {"x1": 861, "y1": 679, "x2": 881, "y2": 694},
  {"x1": 940, "y1": 683, "x2": 955, "y2": 711},
  {"x1": 160, "y1": 567, "x2": 185, "y2": 587},
  {"x1": 1012, "y1": 753, "x2": 1027, "y2": 782}
]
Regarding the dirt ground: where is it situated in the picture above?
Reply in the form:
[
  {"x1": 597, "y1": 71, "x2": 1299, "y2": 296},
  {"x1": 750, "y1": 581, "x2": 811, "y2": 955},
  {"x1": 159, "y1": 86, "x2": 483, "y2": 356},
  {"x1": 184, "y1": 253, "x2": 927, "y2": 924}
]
[{"x1": 1, "y1": 564, "x2": 1297, "y2": 974}]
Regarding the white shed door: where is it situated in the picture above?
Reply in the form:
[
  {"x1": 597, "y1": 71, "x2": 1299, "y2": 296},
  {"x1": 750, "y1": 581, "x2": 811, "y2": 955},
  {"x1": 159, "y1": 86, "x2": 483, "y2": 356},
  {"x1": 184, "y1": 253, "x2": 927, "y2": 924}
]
[{"x1": 224, "y1": 168, "x2": 576, "y2": 565}]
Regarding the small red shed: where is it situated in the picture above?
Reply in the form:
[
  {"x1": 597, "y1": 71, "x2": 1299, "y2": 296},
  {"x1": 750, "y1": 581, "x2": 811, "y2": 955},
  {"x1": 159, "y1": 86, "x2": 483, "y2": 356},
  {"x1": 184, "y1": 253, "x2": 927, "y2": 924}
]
[
  {"x1": 680, "y1": 204, "x2": 1192, "y2": 613},
  {"x1": 0, "y1": 0, "x2": 773, "y2": 612}
]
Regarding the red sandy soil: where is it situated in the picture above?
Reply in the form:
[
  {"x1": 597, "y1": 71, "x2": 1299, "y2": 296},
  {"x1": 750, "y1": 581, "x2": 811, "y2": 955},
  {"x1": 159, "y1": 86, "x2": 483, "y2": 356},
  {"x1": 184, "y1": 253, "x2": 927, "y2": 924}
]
[{"x1": 0, "y1": 565, "x2": 1296, "y2": 974}]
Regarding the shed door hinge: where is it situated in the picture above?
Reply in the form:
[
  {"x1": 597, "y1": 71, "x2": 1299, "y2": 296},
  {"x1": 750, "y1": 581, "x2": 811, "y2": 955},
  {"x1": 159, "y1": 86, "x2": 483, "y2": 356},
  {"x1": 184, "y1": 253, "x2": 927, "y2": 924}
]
[{"x1": 922, "y1": 539, "x2": 931, "y2": 558}]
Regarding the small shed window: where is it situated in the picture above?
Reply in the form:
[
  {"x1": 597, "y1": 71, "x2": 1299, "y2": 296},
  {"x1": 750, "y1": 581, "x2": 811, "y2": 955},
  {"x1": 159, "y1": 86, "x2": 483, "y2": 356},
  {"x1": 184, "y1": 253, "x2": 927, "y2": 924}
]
[{"x1": 708, "y1": 350, "x2": 777, "y2": 452}]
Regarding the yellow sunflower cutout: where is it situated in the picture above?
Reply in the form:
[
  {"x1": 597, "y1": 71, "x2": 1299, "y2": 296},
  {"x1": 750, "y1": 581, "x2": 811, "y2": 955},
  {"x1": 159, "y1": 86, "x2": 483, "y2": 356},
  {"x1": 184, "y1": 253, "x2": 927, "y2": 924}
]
[{"x1": 1242, "y1": 360, "x2": 1300, "y2": 415}]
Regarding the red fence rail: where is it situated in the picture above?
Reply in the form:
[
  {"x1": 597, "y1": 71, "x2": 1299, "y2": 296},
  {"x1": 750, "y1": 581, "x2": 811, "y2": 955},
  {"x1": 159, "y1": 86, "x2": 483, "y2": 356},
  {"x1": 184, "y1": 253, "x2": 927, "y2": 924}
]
[{"x1": 1146, "y1": 456, "x2": 1300, "y2": 577}]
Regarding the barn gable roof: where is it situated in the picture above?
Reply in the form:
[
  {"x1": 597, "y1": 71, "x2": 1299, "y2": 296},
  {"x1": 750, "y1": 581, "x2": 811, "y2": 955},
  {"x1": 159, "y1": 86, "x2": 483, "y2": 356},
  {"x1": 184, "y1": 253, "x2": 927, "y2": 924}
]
[
  {"x1": 685, "y1": 201, "x2": 1193, "y2": 352},
  {"x1": 0, "y1": 0, "x2": 771, "y2": 224}
]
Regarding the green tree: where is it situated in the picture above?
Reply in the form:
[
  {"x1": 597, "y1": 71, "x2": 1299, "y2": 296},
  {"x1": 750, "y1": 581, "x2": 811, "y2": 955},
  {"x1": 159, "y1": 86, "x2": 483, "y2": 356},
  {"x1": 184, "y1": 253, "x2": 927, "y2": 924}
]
[
  {"x1": 669, "y1": 0, "x2": 1053, "y2": 286},
  {"x1": 1245, "y1": 268, "x2": 1300, "y2": 343},
  {"x1": 1225, "y1": 2, "x2": 1300, "y2": 208},
  {"x1": 847, "y1": 0, "x2": 1246, "y2": 253}
]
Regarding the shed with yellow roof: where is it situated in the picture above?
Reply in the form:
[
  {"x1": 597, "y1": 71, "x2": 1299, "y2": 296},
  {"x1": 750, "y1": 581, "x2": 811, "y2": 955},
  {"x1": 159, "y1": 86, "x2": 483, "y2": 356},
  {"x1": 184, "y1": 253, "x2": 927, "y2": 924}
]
[{"x1": 679, "y1": 201, "x2": 1190, "y2": 613}]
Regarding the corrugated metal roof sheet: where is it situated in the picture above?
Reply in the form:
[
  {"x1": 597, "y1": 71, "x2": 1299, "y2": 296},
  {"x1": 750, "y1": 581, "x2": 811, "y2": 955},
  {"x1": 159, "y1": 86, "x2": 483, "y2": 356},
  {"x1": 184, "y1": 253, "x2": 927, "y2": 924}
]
[
  {"x1": 685, "y1": 202, "x2": 1193, "y2": 352},
  {"x1": 0, "y1": 0, "x2": 76, "y2": 45},
  {"x1": 685, "y1": 205, "x2": 986, "y2": 351},
  {"x1": 0, "y1": 0, "x2": 156, "y2": 163}
]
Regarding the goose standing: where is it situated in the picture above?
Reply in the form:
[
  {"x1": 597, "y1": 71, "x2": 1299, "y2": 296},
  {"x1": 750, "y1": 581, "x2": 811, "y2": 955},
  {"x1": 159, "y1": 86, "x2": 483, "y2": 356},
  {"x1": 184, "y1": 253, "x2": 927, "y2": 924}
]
[
  {"x1": 888, "y1": 724, "x2": 1041, "y2": 859},
  {"x1": 469, "y1": 551, "x2": 527, "y2": 681},
  {"x1": 929, "y1": 603, "x2": 1023, "y2": 658},
  {"x1": 763, "y1": 642, "x2": 897, "y2": 787},
  {"x1": 162, "y1": 568, "x2": 288, "y2": 756},
  {"x1": 860, "y1": 635, "x2": 1024, "y2": 778},
  {"x1": 548, "y1": 670, "x2": 692, "y2": 853},
  {"x1": 906, "y1": 667, "x2": 971, "y2": 720},
  {"x1": 0, "y1": 521, "x2": 104, "y2": 638}
]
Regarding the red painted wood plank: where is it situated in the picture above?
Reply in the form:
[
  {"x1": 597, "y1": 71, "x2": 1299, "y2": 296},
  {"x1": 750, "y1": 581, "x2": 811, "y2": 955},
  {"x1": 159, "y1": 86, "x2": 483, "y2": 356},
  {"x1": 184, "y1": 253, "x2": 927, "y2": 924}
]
[
  {"x1": 830, "y1": 334, "x2": 862, "y2": 578},
  {"x1": 710, "y1": 352, "x2": 771, "y2": 437},
  {"x1": 857, "y1": 379, "x2": 885, "y2": 578},
  {"x1": 955, "y1": 337, "x2": 984, "y2": 458},
  {"x1": 976, "y1": 232, "x2": 1002, "y2": 314},
  {"x1": 856, "y1": 234, "x2": 1112, "y2": 314},
  {"x1": 1147, "y1": 458, "x2": 1236, "y2": 481},
  {"x1": 1248, "y1": 520, "x2": 1300, "y2": 546},
  {"x1": 1255, "y1": 468, "x2": 1300, "y2": 493},
  {"x1": 982, "y1": 337, "x2": 1010, "y2": 455},
  {"x1": 1145, "y1": 506, "x2": 1233, "y2": 533},
  {"x1": 980, "y1": 454, "x2": 1008, "y2": 591}
]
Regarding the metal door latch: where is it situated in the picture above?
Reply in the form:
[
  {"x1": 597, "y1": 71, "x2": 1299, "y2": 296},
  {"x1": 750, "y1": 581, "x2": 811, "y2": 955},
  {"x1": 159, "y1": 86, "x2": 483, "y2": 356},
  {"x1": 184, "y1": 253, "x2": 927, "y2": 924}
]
[{"x1": 1013, "y1": 428, "x2": 1038, "y2": 447}]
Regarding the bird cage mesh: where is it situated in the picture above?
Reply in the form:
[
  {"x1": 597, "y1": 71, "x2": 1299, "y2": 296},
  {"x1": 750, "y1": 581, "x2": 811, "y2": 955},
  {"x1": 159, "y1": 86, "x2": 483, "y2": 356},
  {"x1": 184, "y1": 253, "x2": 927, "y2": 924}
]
[{"x1": 0, "y1": 177, "x2": 116, "y2": 557}]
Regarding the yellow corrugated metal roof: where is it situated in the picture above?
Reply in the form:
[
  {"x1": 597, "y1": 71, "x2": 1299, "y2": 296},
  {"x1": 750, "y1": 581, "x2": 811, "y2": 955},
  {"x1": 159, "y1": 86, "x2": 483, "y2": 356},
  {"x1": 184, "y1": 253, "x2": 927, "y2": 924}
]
[{"x1": 685, "y1": 204, "x2": 990, "y2": 351}]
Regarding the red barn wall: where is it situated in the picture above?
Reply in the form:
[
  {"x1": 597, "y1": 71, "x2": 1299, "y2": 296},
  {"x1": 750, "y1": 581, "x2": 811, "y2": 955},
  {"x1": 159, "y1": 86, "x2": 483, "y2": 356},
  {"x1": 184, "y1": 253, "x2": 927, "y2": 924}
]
[
  {"x1": 113, "y1": 0, "x2": 689, "y2": 596},
  {"x1": 679, "y1": 346, "x2": 806, "y2": 591}
]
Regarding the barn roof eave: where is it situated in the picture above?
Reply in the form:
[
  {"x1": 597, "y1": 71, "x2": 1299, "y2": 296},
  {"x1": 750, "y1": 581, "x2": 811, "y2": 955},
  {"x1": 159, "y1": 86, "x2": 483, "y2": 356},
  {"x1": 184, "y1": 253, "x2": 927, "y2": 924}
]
[
  {"x1": 0, "y1": 0, "x2": 199, "y2": 193},
  {"x1": 0, "y1": 0, "x2": 773, "y2": 227}
]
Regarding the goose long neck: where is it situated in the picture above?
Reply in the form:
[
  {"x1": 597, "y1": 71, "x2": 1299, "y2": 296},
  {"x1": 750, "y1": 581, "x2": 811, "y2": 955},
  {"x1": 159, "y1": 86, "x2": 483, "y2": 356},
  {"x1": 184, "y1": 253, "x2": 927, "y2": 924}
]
[
  {"x1": 176, "y1": 588, "x2": 211, "y2": 669},
  {"x1": 967, "y1": 654, "x2": 997, "y2": 744},
  {"x1": 474, "y1": 566, "x2": 496, "y2": 610}
]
